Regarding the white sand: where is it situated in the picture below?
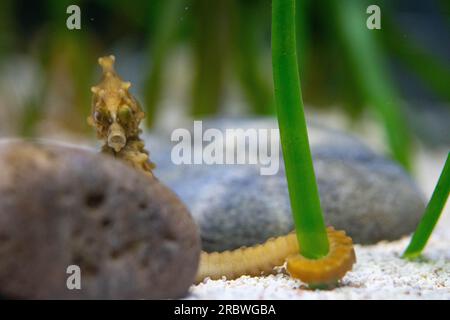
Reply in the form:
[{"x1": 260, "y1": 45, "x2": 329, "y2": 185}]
[{"x1": 187, "y1": 148, "x2": 450, "y2": 299}]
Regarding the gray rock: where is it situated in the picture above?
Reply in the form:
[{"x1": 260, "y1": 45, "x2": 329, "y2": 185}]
[
  {"x1": 0, "y1": 140, "x2": 200, "y2": 299},
  {"x1": 147, "y1": 117, "x2": 425, "y2": 251}
]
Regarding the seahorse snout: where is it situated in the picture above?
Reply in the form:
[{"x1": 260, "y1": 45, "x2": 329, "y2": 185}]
[{"x1": 107, "y1": 122, "x2": 126, "y2": 152}]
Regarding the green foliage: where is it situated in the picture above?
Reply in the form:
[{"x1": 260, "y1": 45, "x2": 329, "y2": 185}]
[
  {"x1": 144, "y1": 0, "x2": 185, "y2": 127},
  {"x1": 0, "y1": 0, "x2": 446, "y2": 154},
  {"x1": 232, "y1": 0, "x2": 274, "y2": 115},
  {"x1": 190, "y1": 0, "x2": 229, "y2": 117},
  {"x1": 403, "y1": 153, "x2": 450, "y2": 259},
  {"x1": 328, "y1": 0, "x2": 412, "y2": 170}
]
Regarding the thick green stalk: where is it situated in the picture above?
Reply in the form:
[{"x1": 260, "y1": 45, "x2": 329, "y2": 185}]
[
  {"x1": 272, "y1": 0, "x2": 329, "y2": 259},
  {"x1": 403, "y1": 153, "x2": 450, "y2": 259}
]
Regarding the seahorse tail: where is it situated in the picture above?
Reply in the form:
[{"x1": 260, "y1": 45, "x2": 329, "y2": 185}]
[
  {"x1": 195, "y1": 227, "x2": 356, "y2": 286},
  {"x1": 195, "y1": 232, "x2": 298, "y2": 283}
]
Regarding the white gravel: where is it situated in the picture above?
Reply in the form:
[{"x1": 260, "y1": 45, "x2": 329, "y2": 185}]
[{"x1": 186, "y1": 148, "x2": 450, "y2": 300}]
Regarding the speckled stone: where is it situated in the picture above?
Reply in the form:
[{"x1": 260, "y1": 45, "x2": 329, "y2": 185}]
[
  {"x1": 147, "y1": 118, "x2": 425, "y2": 251},
  {"x1": 0, "y1": 140, "x2": 200, "y2": 299}
]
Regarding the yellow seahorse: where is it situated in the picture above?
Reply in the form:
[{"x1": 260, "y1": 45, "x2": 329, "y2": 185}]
[
  {"x1": 87, "y1": 55, "x2": 155, "y2": 176},
  {"x1": 88, "y1": 55, "x2": 356, "y2": 287}
]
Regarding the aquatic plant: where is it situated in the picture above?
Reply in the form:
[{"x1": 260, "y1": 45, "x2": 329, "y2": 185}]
[
  {"x1": 2, "y1": 0, "x2": 443, "y2": 155},
  {"x1": 144, "y1": 0, "x2": 184, "y2": 127},
  {"x1": 190, "y1": 0, "x2": 229, "y2": 117},
  {"x1": 403, "y1": 153, "x2": 450, "y2": 259},
  {"x1": 382, "y1": 16, "x2": 450, "y2": 103},
  {"x1": 272, "y1": 0, "x2": 355, "y2": 286},
  {"x1": 232, "y1": 0, "x2": 274, "y2": 115},
  {"x1": 328, "y1": 0, "x2": 412, "y2": 170},
  {"x1": 272, "y1": 0, "x2": 328, "y2": 260}
]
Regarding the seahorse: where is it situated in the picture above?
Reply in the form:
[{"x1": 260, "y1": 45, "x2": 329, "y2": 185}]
[
  {"x1": 87, "y1": 55, "x2": 155, "y2": 176},
  {"x1": 88, "y1": 55, "x2": 356, "y2": 287}
]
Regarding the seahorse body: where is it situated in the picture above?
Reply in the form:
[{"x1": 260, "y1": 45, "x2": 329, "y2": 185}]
[
  {"x1": 88, "y1": 55, "x2": 155, "y2": 176},
  {"x1": 89, "y1": 55, "x2": 356, "y2": 286}
]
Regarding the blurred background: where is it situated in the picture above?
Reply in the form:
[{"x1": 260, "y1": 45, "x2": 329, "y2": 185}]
[{"x1": 0, "y1": 0, "x2": 448, "y2": 172}]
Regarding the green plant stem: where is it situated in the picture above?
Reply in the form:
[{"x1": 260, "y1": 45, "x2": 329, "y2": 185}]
[
  {"x1": 272, "y1": 0, "x2": 329, "y2": 259},
  {"x1": 329, "y1": 0, "x2": 412, "y2": 171},
  {"x1": 144, "y1": 0, "x2": 184, "y2": 128},
  {"x1": 191, "y1": 0, "x2": 228, "y2": 116},
  {"x1": 232, "y1": 0, "x2": 274, "y2": 115},
  {"x1": 403, "y1": 153, "x2": 450, "y2": 259},
  {"x1": 44, "y1": 0, "x2": 95, "y2": 133}
]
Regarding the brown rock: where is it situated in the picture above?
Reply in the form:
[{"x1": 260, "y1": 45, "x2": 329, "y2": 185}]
[{"x1": 0, "y1": 140, "x2": 200, "y2": 299}]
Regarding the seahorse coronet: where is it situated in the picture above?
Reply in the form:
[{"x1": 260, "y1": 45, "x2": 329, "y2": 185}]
[{"x1": 89, "y1": 55, "x2": 356, "y2": 288}]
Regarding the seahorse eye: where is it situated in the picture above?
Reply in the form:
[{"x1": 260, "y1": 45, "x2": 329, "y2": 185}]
[
  {"x1": 94, "y1": 111, "x2": 103, "y2": 122},
  {"x1": 118, "y1": 105, "x2": 131, "y2": 123},
  {"x1": 94, "y1": 110, "x2": 111, "y2": 124}
]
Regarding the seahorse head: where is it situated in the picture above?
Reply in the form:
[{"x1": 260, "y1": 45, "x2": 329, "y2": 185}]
[{"x1": 88, "y1": 55, "x2": 145, "y2": 153}]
